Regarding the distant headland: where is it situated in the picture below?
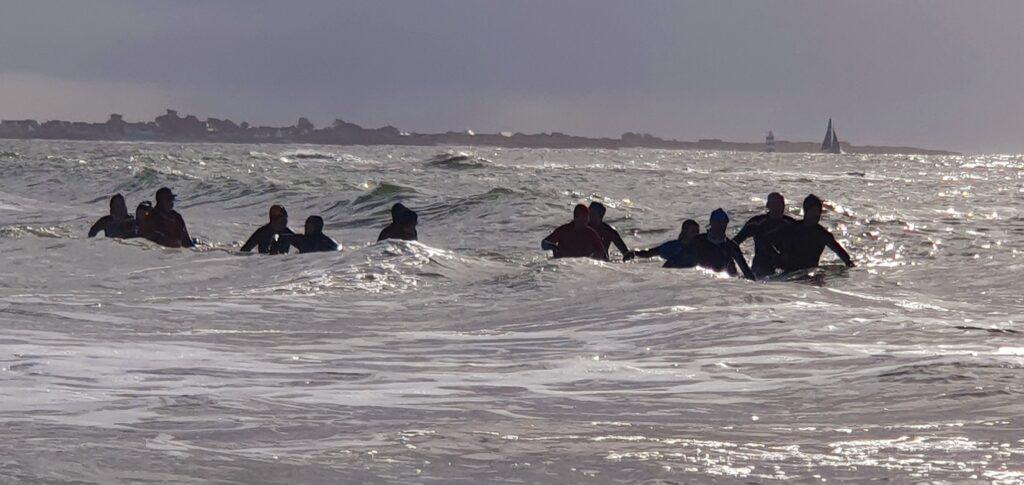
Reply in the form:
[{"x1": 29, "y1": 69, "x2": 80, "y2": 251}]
[{"x1": 0, "y1": 110, "x2": 958, "y2": 155}]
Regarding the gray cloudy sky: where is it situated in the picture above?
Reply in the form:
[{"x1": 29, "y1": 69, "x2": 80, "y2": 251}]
[{"x1": 1, "y1": 1, "x2": 1021, "y2": 153}]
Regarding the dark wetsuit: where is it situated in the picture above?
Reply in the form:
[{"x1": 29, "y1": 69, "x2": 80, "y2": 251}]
[
  {"x1": 242, "y1": 225, "x2": 294, "y2": 254},
  {"x1": 636, "y1": 239, "x2": 698, "y2": 268},
  {"x1": 377, "y1": 225, "x2": 417, "y2": 242},
  {"x1": 693, "y1": 233, "x2": 755, "y2": 279},
  {"x1": 142, "y1": 209, "x2": 194, "y2": 248},
  {"x1": 283, "y1": 233, "x2": 339, "y2": 254},
  {"x1": 88, "y1": 215, "x2": 136, "y2": 239},
  {"x1": 765, "y1": 221, "x2": 853, "y2": 272},
  {"x1": 590, "y1": 221, "x2": 630, "y2": 259},
  {"x1": 543, "y1": 223, "x2": 608, "y2": 260},
  {"x1": 734, "y1": 214, "x2": 796, "y2": 277}
]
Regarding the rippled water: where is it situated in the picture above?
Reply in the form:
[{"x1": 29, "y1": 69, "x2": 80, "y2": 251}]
[{"x1": 1, "y1": 140, "x2": 1022, "y2": 482}]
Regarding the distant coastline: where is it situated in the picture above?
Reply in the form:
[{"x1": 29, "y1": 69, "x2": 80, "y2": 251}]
[{"x1": 0, "y1": 110, "x2": 959, "y2": 156}]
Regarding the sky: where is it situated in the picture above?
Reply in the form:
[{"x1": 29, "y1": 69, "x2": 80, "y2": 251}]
[{"x1": 1, "y1": 1, "x2": 1021, "y2": 154}]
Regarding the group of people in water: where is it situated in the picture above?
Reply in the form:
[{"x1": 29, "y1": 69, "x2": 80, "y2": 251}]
[
  {"x1": 542, "y1": 192, "x2": 855, "y2": 280},
  {"x1": 87, "y1": 187, "x2": 420, "y2": 254},
  {"x1": 89, "y1": 187, "x2": 854, "y2": 280}
]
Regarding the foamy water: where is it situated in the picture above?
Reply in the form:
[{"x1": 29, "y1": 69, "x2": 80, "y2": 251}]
[{"x1": 1, "y1": 140, "x2": 1022, "y2": 482}]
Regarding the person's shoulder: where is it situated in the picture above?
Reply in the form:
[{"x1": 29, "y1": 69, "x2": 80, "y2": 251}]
[
  {"x1": 783, "y1": 214, "x2": 797, "y2": 222},
  {"x1": 745, "y1": 214, "x2": 768, "y2": 225},
  {"x1": 96, "y1": 215, "x2": 113, "y2": 224}
]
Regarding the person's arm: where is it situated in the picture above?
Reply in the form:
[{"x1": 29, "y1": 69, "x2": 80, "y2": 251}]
[
  {"x1": 178, "y1": 215, "x2": 195, "y2": 248},
  {"x1": 730, "y1": 242, "x2": 756, "y2": 280},
  {"x1": 732, "y1": 220, "x2": 755, "y2": 245},
  {"x1": 87, "y1": 216, "x2": 108, "y2": 237},
  {"x1": 826, "y1": 232, "x2": 855, "y2": 267},
  {"x1": 606, "y1": 225, "x2": 631, "y2": 261},
  {"x1": 240, "y1": 228, "x2": 261, "y2": 252},
  {"x1": 541, "y1": 227, "x2": 562, "y2": 251},
  {"x1": 632, "y1": 242, "x2": 667, "y2": 259}
]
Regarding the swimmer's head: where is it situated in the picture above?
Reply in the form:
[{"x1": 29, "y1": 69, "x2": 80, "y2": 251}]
[
  {"x1": 679, "y1": 219, "x2": 700, "y2": 242},
  {"x1": 155, "y1": 187, "x2": 175, "y2": 208},
  {"x1": 573, "y1": 204, "x2": 590, "y2": 225},
  {"x1": 588, "y1": 202, "x2": 607, "y2": 222},
  {"x1": 803, "y1": 194, "x2": 823, "y2": 224},
  {"x1": 766, "y1": 192, "x2": 785, "y2": 217},
  {"x1": 269, "y1": 205, "x2": 288, "y2": 228},
  {"x1": 305, "y1": 215, "x2": 324, "y2": 235},
  {"x1": 709, "y1": 208, "x2": 730, "y2": 238},
  {"x1": 110, "y1": 194, "x2": 127, "y2": 217}
]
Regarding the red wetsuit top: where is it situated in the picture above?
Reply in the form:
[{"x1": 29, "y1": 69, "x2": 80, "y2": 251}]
[{"x1": 544, "y1": 223, "x2": 607, "y2": 260}]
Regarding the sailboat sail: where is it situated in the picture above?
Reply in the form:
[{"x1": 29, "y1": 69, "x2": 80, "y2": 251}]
[
  {"x1": 821, "y1": 118, "x2": 834, "y2": 151},
  {"x1": 821, "y1": 118, "x2": 841, "y2": 154}
]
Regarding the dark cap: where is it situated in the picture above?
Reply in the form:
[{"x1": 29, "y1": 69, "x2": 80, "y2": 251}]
[
  {"x1": 710, "y1": 208, "x2": 729, "y2": 223},
  {"x1": 156, "y1": 187, "x2": 175, "y2": 200},
  {"x1": 589, "y1": 201, "x2": 607, "y2": 218}
]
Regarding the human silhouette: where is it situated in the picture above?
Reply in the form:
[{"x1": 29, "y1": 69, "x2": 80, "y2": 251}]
[
  {"x1": 541, "y1": 204, "x2": 608, "y2": 260},
  {"x1": 632, "y1": 219, "x2": 700, "y2": 268},
  {"x1": 692, "y1": 209, "x2": 755, "y2": 279},
  {"x1": 141, "y1": 187, "x2": 195, "y2": 248},
  {"x1": 241, "y1": 205, "x2": 294, "y2": 254},
  {"x1": 764, "y1": 194, "x2": 855, "y2": 272},
  {"x1": 377, "y1": 203, "x2": 418, "y2": 241},
  {"x1": 88, "y1": 194, "x2": 134, "y2": 238},
  {"x1": 733, "y1": 192, "x2": 797, "y2": 278},
  {"x1": 131, "y1": 201, "x2": 152, "y2": 238},
  {"x1": 281, "y1": 216, "x2": 340, "y2": 253},
  {"x1": 588, "y1": 202, "x2": 633, "y2": 261}
]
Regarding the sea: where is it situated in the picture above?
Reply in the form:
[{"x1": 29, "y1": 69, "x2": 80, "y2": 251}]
[{"x1": 0, "y1": 140, "x2": 1022, "y2": 483}]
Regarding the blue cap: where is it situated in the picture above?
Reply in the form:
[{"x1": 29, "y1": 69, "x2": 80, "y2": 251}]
[{"x1": 710, "y1": 208, "x2": 729, "y2": 223}]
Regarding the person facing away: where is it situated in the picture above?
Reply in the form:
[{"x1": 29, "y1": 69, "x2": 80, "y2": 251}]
[
  {"x1": 141, "y1": 187, "x2": 195, "y2": 248},
  {"x1": 541, "y1": 204, "x2": 608, "y2": 261},
  {"x1": 764, "y1": 194, "x2": 855, "y2": 272},
  {"x1": 733, "y1": 192, "x2": 797, "y2": 278},
  {"x1": 588, "y1": 202, "x2": 633, "y2": 262},
  {"x1": 377, "y1": 203, "x2": 418, "y2": 242},
  {"x1": 282, "y1": 216, "x2": 341, "y2": 253},
  {"x1": 131, "y1": 201, "x2": 153, "y2": 238},
  {"x1": 241, "y1": 204, "x2": 293, "y2": 254},
  {"x1": 632, "y1": 219, "x2": 701, "y2": 268},
  {"x1": 691, "y1": 208, "x2": 756, "y2": 280},
  {"x1": 88, "y1": 194, "x2": 135, "y2": 238}
]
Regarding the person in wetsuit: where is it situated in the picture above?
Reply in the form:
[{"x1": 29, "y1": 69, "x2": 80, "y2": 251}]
[
  {"x1": 282, "y1": 216, "x2": 341, "y2": 254},
  {"x1": 764, "y1": 194, "x2": 855, "y2": 272},
  {"x1": 632, "y1": 219, "x2": 701, "y2": 268},
  {"x1": 588, "y1": 202, "x2": 633, "y2": 261},
  {"x1": 542, "y1": 204, "x2": 608, "y2": 261},
  {"x1": 691, "y1": 208, "x2": 755, "y2": 280},
  {"x1": 88, "y1": 194, "x2": 135, "y2": 238},
  {"x1": 377, "y1": 203, "x2": 418, "y2": 241},
  {"x1": 130, "y1": 201, "x2": 152, "y2": 238},
  {"x1": 141, "y1": 187, "x2": 195, "y2": 248},
  {"x1": 241, "y1": 204, "x2": 293, "y2": 254},
  {"x1": 733, "y1": 192, "x2": 797, "y2": 278}
]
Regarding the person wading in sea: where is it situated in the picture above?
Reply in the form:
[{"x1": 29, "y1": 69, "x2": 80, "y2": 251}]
[
  {"x1": 377, "y1": 203, "x2": 418, "y2": 242},
  {"x1": 542, "y1": 204, "x2": 608, "y2": 261},
  {"x1": 632, "y1": 219, "x2": 701, "y2": 268},
  {"x1": 88, "y1": 194, "x2": 134, "y2": 239},
  {"x1": 141, "y1": 187, "x2": 195, "y2": 248},
  {"x1": 764, "y1": 194, "x2": 855, "y2": 272},
  {"x1": 241, "y1": 204, "x2": 294, "y2": 254},
  {"x1": 281, "y1": 215, "x2": 340, "y2": 253},
  {"x1": 588, "y1": 201, "x2": 634, "y2": 262},
  {"x1": 733, "y1": 192, "x2": 796, "y2": 278},
  {"x1": 692, "y1": 208, "x2": 755, "y2": 279}
]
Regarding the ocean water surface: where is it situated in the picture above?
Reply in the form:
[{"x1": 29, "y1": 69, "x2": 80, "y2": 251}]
[{"x1": 0, "y1": 140, "x2": 1022, "y2": 482}]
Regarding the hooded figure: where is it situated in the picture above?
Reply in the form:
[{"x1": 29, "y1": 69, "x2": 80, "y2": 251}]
[{"x1": 377, "y1": 203, "x2": 419, "y2": 241}]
